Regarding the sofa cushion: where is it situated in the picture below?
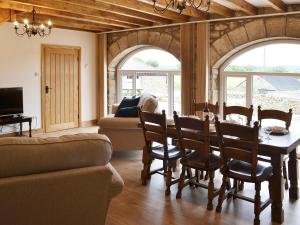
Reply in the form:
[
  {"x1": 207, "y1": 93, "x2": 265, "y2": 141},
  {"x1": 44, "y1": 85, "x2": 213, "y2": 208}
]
[
  {"x1": 136, "y1": 94, "x2": 158, "y2": 113},
  {"x1": 0, "y1": 133, "x2": 112, "y2": 178},
  {"x1": 99, "y1": 115, "x2": 140, "y2": 130},
  {"x1": 117, "y1": 96, "x2": 140, "y2": 111},
  {"x1": 115, "y1": 106, "x2": 139, "y2": 117}
]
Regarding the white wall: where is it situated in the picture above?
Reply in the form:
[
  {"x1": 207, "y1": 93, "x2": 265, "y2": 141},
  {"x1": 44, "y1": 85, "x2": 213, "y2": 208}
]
[{"x1": 0, "y1": 22, "x2": 98, "y2": 131}]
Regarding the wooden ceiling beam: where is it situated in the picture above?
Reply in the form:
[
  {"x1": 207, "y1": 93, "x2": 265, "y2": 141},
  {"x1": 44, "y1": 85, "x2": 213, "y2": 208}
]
[
  {"x1": 266, "y1": 0, "x2": 287, "y2": 12},
  {"x1": 215, "y1": 0, "x2": 257, "y2": 15},
  {"x1": 9, "y1": 0, "x2": 154, "y2": 27},
  {"x1": 17, "y1": 13, "x2": 109, "y2": 32},
  {"x1": 60, "y1": 0, "x2": 173, "y2": 24},
  {"x1": 0, "y1": 8, "x2": 11, "y2": 23},
  {"x1": 95, "y1": 0, "x2": 190, "y2": 22},
  {"x1": 209, "y1": 2, "x2": 234, "y2": 17},
  {"x1": 0, "y1": 1, "x2": 130, "y2": 29}
]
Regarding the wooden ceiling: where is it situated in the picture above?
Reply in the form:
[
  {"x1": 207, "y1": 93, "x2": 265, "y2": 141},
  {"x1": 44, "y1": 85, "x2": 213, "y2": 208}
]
[{"x1": 0, "y1": 0, "x2": 299, "y2": 33}]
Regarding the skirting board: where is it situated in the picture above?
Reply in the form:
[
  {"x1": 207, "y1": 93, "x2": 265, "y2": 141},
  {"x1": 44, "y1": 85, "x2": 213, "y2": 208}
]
[{"x1": 80, "y1": 119, "x2": 98, "y2": 128}]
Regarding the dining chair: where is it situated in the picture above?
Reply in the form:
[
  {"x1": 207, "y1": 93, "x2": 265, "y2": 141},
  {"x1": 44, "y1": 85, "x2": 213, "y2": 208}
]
[
  {"x1": 258, "y1": 106, "x2": 293, "y2": 190},
  {"x1": 223, "y1": 102, "x2": 254, "y2": 190},
  {"x1": 215, "y1": 118, "x2": 273, "y2": 225},
  {"x1": 174, "y1": 112, "x2": 222, "y2": 210},
  {"x1": 194, "y1": 102, "x2": 219, "y2": 115},
  {"x1": 223, "y1": 102, "x2": 254, "y2": 126},
  {"x1": 194, "y1": 102, "x2": 219, "y2": 180},
  {"x1": 139, "y1": 109, "x2": 182, "y2": 195}
]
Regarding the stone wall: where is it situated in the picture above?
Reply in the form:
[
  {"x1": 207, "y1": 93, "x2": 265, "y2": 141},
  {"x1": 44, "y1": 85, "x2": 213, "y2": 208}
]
[
  {"x1": 106, "y1": 26, "x2": 180, "y2": 112},
  {"x1": 209, "y1": 15, "x2": 300, "y2": 103}
]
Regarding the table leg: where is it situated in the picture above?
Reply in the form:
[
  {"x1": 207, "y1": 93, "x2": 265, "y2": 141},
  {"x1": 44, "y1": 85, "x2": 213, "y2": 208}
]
[
  {"x1": 270, "y1": 154, "x2": 284, "y2": 223},
  {"x1": 29, "y1": 121, "x2": 32, "y2": 137},
  {"x1": 288, "y1": 149, "x2": 299, "y2": 199},
  {"x1": 20, "y1": 122, "x2": 22, "y2": 136}
]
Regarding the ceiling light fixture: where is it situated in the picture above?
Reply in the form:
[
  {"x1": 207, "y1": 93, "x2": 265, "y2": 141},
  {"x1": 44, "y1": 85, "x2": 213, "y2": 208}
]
[
  {"x1": 152, "y1": 0, "x2": 211, "y2": 14},
  {"x1": 14, "y1": 7, "x2": 52, "y2": 38}
]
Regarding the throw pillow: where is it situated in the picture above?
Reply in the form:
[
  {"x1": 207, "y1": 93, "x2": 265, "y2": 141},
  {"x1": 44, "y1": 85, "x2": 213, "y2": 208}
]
[
  {"x1": 142, "y1": 97, "x2": 158, "y2": 113},
  {"x1": 115, "y1": 106, "x2": 139, "y2": 117},
  {"x1": 117, "y1": 96, "x2": 140, "y2": 111}
]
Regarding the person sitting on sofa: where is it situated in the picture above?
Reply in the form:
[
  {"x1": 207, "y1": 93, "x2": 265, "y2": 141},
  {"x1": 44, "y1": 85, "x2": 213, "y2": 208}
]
[{"x1": 98, "y1": 94, "x2": 159, "y2": 151}]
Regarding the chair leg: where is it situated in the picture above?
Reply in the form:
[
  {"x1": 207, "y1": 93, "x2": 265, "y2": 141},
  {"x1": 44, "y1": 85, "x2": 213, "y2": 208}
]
[
  {"x1": 204, "y1": 171, "x2": 209, "y2": 180},
  {"x1": 165, "y1": 162, "x2": 173, "y2": 196},
  {"x1": 163, "y1": 160, "x2": 167, "y2": 175},
  {"x1": 216, "y1": 176, "x2": 227, "y2": 213},
  {"x1": 141, "y1": 148, "x2": 151, "y2": 185},
  {"x1": 195, "y1": 170, "x2": 199, "y2": 183},
  {"x1": 254, "y1": 182, "x2": 261, "y2": 225},
  {"x1": 283, "y1": 161, "x2": 289, "y2": 190},
  {"x1": 200, "y1": 170, "x2": 204, "y2": 179},
  {"x1": 207, "y1": 171, "x2": 215, "y2": 210},
  {"x1": 176, "y1": 166, "x2": 186, "y2": 199},
  {"x1": 172, "y1": 160, "x2": 177, "y2": 172},
  {"x1": 239, "y1": 181, "x2": 244, "y2": 191}
]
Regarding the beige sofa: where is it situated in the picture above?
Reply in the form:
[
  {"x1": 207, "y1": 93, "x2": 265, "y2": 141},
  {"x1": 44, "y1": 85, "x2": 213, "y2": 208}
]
[
  {"x1": 98, "y1": 94, "x2": 159, "y2": 151},
  {"x1": 0, "y1": 133, "x2": 123, "y2": 225}
]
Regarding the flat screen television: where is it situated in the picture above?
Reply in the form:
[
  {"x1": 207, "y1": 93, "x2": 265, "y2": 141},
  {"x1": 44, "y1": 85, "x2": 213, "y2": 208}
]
[{"x1": 0, "y1": 87, "x2": 23, "y2": 116}]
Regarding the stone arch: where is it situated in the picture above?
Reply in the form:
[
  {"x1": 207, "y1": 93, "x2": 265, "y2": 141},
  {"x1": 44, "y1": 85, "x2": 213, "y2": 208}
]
[
  {"x1": 209, "y1": 15, "x2": 300, "y2": 103},
  {"x1": 106, "y1": 28, "x2": 181, "y2": 112}
]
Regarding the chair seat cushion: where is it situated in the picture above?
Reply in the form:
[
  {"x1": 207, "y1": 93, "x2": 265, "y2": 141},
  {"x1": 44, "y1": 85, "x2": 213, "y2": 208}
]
[
  {"x1": 221, "y1": 160, "x2": 273, "y2": 182},
  {"x1": 180, "y1": 151, "x2": 222, "y2": 171},
  {"x1": 151, "y1": 145, "x2": 182, "y2": 160}
]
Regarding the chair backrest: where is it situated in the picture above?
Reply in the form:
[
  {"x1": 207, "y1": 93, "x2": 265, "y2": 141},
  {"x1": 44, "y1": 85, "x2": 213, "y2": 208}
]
[
  {"x1": 194, "y1": 102, "x2": 219, "y2": 115},
  {"x1": 139, "y1": 109, "x2": 169, "y2": 156},
  {"x1": 215, "y1": 117, "x2": 259, "y2": 179},
  {"x1": 258, "y1": 106, "x2": 292, "y2": 130},
  {"x1": 173, "y1": 112, "x2": 210, "y2": 161},
  {"x1": 223, "y1": 102, "x2": 253, "y2": 125}
]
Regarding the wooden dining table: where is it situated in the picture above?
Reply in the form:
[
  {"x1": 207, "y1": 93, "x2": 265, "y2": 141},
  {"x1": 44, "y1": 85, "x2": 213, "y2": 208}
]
[{"x1": 166, "y1": 122, "x2": 299, "y2": 224}]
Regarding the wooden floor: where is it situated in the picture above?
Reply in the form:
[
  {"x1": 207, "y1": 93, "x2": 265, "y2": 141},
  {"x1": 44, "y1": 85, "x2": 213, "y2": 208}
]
[
  {"x1": 107, "y1": 152, "x2": 300, "y2": 225},
  {"x1": 33, "y1": 127, "x2": 299, "y2": 225}
]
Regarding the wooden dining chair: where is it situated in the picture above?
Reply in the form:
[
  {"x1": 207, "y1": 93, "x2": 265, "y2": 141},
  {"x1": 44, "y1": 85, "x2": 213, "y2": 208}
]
[
  {"x1": 194, "y1": 102, "x2": 219, "y2": 180},
  {"x1": 215, "y1": 118, "x2": 272, "y2": 225},
  {"x1": 194, "y1": 102, "x2": 219, "y2": 115},
  {"x1": 174, "y1": 112, "x2": 222, "y2": 210},
  {"x1": 223, "y1": 102, "x2": 254, "y2": 125},
  {"x1": 139, "y1": 109, "x2": 182, "y2": 195},
  {"x1": 258, "y1": 106, "x2": 293, "y2": 190}
]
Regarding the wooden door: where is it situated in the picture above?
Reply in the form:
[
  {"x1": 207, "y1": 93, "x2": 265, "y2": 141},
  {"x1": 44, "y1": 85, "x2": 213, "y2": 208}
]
[{"x1": 42, "y1": 46, "x2": 80, "y2": 132}]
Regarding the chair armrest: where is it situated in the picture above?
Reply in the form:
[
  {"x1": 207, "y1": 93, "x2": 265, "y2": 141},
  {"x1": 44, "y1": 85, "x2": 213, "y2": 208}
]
[
  {"x1": 112, "y1": 104, "x2": 119, "y2": 114},
  {"x1": 107, "y1": 163, "x2": 124, "y2": 198}
]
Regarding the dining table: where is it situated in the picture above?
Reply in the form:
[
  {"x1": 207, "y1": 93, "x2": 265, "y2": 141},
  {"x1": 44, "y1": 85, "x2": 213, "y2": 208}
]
[{"x1": 165, "y1": 118, "x2": 299, "y2": 224}]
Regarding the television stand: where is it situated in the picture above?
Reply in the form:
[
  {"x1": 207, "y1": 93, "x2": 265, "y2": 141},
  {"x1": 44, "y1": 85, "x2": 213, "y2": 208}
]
[{"x1": 0, "y1": 116, "x2": 32, "y2": 137}]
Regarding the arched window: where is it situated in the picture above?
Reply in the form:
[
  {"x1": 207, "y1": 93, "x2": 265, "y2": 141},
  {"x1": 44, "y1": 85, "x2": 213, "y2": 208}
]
[
  {"x1": 118, "y1": 48, "x2": 181, "y2": 115},
  {"x1": 221, "y1": 42, "x2": 300, "y2": 117}
]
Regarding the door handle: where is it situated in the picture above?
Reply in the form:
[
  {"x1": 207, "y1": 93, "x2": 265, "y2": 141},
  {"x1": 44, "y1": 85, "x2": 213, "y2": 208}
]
[{"x1": 45, "y1": 85, "x2": 52, "y2": 94}]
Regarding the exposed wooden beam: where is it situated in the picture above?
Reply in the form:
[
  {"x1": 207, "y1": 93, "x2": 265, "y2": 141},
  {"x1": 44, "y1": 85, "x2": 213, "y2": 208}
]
[
  {"x1": 95, "y1": 0, "x2": 190, "y2": 22},
  {"x1": 214, "y1": 0, "x2": 257, "y2": 15},
  {"x1": 9, "y1": 0, "x2": 154, "y2": 27},
  {"x1": 17, "y1": 13, "x2": 108, "y2": 32},
  {"x1": 267, "y1": 0, "x2": 287, "y2": 12},
  {"x1": 60, "y1": 0, "x2": 173, "y2": 24},
  {"x1": 0, "y1": 8, "x2": 16, "y2": 23},
  {"x1": 210, "y1": 2, "x2": 234, "y2": 17},
  {"x1": 0, "y1": 1, "x2": 130, "y2": 29}
]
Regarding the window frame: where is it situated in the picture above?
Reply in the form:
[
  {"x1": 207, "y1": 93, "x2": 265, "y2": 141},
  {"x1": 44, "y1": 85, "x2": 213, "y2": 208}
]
[
  {"x1": 220, "y1": 40, "x2": 300, "y2": 117},
  {"x1": 117, "y1": 69, "x2": 180, "y2": 116}
]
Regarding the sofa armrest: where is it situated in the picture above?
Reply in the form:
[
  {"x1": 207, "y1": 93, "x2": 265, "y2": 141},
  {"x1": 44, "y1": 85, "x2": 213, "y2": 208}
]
[
  {"x1": 112, "y1": 104, "x2": 119, "y2": 114},
  {"x1": 107, "y1": 163, "x2": 124, "y2": 199}
]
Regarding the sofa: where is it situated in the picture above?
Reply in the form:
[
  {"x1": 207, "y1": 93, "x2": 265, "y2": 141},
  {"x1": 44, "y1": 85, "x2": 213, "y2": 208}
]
[
  {"x1": 0, "y1": 133, "x2": 123, "y2": 225},
  {"x1": 98, "y1": 94, "x2": 159, "y2": 151}
]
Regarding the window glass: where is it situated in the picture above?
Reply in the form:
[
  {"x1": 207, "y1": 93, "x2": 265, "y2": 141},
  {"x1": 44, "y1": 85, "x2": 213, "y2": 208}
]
[
  {"x1": 225, "y1": 43, "x2": 300, "y2": 73},
  {"x1": 226, "y1": 76, "x2": 247, "y2": 106},
  {"x1": 252, "y1": 75, "x2": 300, "y2": 118}
]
